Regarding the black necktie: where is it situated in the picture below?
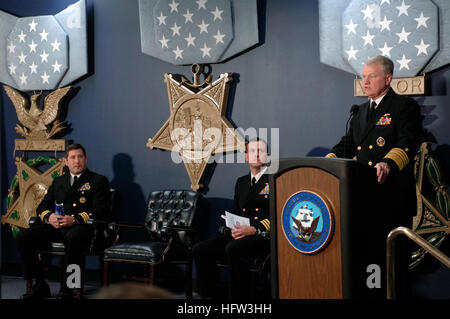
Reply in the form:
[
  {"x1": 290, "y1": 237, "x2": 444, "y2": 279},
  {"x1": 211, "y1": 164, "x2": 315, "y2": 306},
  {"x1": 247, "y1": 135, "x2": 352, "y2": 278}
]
[
  {"x1": 72, "y1": 176, "x2": 78, "y2": 186},
  {"x1": 368, "y1": 101, "x2": 377, "y2": 120},
  {"x1": 251, "y1": 177, "x2": 256, "y2": 187}
]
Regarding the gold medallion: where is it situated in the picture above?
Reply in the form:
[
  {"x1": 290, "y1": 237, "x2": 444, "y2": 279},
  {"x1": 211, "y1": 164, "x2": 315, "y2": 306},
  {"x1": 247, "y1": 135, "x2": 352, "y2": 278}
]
[
  {"x1": 147, "y1": 64, "x2": 245, "y2": 191},
  {"x1": 79, "y1": 197, "x2": 86, "y2": 204},
  {"x1": 377, "y1": 137, "x2": 386, "y2": 147}
]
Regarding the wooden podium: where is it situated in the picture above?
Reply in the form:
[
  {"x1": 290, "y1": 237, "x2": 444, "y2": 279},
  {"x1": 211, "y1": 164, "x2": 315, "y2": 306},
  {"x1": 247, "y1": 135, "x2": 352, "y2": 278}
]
[{"x1": 269, "y1": 157, "x2": 372, "y2": 299}]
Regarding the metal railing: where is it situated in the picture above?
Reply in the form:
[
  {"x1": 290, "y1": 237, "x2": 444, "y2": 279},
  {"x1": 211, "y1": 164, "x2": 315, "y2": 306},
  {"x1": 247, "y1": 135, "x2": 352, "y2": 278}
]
[{"x1": 386, "y1": 226, "x2": 450, "y2": 299}]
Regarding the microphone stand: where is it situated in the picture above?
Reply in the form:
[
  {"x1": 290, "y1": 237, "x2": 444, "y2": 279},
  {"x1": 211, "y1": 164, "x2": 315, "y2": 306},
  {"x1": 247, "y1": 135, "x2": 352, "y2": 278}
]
[{"x1": 344, "y1": 105, "x2": 359, "y2": 158}]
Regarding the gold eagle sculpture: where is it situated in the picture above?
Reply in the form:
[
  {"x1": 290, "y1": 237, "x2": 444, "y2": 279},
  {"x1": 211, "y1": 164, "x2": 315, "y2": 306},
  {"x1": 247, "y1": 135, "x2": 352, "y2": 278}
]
[{"x1": 3, "y1": 85, "x2": 71, "y2": 139}]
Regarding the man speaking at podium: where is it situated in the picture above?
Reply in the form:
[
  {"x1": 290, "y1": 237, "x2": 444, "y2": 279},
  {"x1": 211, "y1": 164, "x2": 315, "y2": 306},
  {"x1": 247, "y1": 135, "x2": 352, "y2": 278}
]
[{"x1": 326, "y1": 56, "x2": 423, "y2": 298}]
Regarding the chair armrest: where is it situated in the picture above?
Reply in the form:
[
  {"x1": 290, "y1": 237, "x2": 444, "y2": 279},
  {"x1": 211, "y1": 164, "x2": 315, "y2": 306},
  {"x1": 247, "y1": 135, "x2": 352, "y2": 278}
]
[
  {"x1": 28, "y1": 217, "x2": 41, "y2": 227},
  {"x1": 164, "y1": 225, "x2": 197, "y2": 232},
  {"x1": 219, "y1": 226, "x2": 231, "y2": 236}
]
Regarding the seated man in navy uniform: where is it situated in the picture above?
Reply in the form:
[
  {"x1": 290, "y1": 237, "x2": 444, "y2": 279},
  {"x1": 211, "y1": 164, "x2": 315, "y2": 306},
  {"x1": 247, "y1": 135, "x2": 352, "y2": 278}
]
[
  {"x1": 16, "y1": 143, "x2": 111, "y2": 299},
  {"x1": 193, "y1": 138, "x2": 271, "y2": 299}
]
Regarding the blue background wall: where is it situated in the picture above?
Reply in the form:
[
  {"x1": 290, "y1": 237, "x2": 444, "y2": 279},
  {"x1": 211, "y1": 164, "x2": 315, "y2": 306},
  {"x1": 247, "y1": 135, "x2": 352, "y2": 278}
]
[{"x1": 1, "y1": 0, "x2": 449, "y2": 297}]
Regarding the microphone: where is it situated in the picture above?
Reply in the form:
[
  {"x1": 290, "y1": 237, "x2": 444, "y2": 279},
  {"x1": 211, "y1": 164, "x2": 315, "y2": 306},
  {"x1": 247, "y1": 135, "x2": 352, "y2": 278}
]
[
  {"x1": 350, "y1": 104, "x2": 359, "y2": 116},
  {"x1": 344, "y1": 105, "x2": 359, "y2": 158}
]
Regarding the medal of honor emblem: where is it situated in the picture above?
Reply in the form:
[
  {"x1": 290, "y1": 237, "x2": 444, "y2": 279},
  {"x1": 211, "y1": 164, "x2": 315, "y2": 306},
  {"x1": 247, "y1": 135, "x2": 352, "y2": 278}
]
[
  {"x1": 281, "y1": 191, "x2": 334, "y2": 254},
  {"x1": 377, "y1": 137, "x2": 386, "y2": 147},
  {"x1": 147, "y1": 65, "x2": 245, "y2": 191}
]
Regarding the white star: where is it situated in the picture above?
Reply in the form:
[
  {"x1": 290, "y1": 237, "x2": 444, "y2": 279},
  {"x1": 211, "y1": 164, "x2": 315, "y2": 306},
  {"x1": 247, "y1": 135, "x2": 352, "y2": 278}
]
[
  {"x1": 51, "y1": 39, "x2": 62, "y2": 51},
  {"x1": 380, "y1": 0, "x2": 390, "y2": 5},
  {"x1": 28, "y1": 40, "x2": 38, "y2": 53},
  {"x1": 345, "y1": 46, "x2": 358, "y2": 61},
  {"x1": 213, "y1": 30, "x2": 225, "y2": 44},
  {"x1": 7, "y1": 42, "x2": 16, "y2": 54},
  {"x1": 40, "y1": 50, "x2": 49, "y2": 63},
  {"x1": 396, "y1": 0, "x2": 410, "y2": 17},
  {"x1": 196, "y1": 0, "x2": 207, "y2": 10},
  {"x1": 362, "y1": 30, "x2": 375, "y2": 46},
  {"x1": 415, "y1": 39, "x2": 430, "y2": 56},
  {"x1": 29, "y1": 19, "x2": 38, "y2": 32},
  {"x1": 361, "y1": 4, "x2": 374, "y2": 20},
  {"x1": 170, "y1": 22, "x2": 181, "y2": 37},
  {"x1": 168, "y1": 0, "x2": 179, "y2": 13},
  {"x1": 156, "y1": 12, "x2": 167, "y2": 25},
  {"x1": 184, "y1": 33, "x2": 196, "y2": 47},
  {"x1": 19, "y1": 73, "x2": 28, "y2": 85},
  {"x1": 40, "y1": 29, "x2": 49, "y2": 42},
  {"x1": 397, "y1": 54, "x2": 411, "y2": 70},
  {"x1": 396, "y1": 27, "x2": 411, "y2": 43},
  {"x1": 18, "y1": 31, "x2": 27, "y2": 43},
  {"x1": 379, "y1": 16, "x2": 392, "y2": 32},
  {"x1": 345, "y1": 19, "x2": 358, "y2": 35},
  {"x1": 183, "y1": 9, "x2": 194, "y2": 23},
  {"x1": 200, "y1": 43, "x2": 211, "y2": 57},
  {"x1": 159, "y1": 35, "x2": 169, "y2": 48},
  {"x1": 415, "y1": 12, "x2": 430, "y2": 29},
  {"x1": 173, "y1": 45, "x2": 183, "y2": 60},
  {"x1": 41, "y1": 72, "x2": 50, "y2": 84},
  {"x1": 29, "y1": 61, "x2": 38, "y2": 74},
  {"x1": 52, "y1": 60, "x2": 62, "y2": 73},
  {"x1": 198, "y1": 20, "x2": 209, "y2": 34},
  {"x1": 8, "y1": 64, "x2": 16, "y2": 75},
  {"x1": 379, "y1": 42, "x2": 393, "y2": 57},
  {"x1": 211, "y1": 6, "x2": 223, "y2": 21},
  {"x1": 18, "y1": 51, "x2": 27, "y2": 64}
]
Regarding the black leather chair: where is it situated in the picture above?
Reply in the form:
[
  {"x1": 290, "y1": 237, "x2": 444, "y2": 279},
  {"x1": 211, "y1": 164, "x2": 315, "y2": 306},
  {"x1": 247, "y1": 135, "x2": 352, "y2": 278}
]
[
  {"x1": 26, "y1": 189, "x2": 117, "y2": 298},
  {"x1": 103, "y1": 190, "x2": 203, "y2": 299}
]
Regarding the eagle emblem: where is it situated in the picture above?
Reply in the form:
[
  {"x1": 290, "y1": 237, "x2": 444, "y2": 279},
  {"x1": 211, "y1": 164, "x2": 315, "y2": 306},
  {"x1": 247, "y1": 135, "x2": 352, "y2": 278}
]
[
  {"x1": 3, "y1": 85, "x2": 71, "y2": 139},
  {"x1": 291, "y1": 205, "x2": 320, "y2": 242}
]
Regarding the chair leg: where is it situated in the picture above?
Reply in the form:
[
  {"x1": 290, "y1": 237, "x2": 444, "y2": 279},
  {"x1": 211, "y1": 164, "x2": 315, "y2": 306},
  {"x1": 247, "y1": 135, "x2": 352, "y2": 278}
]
[
  {"x1": 26, "y1": 279, "x2": 32, "y2": 293},
  {"x1": 99, "y1": 256, "x2": 105, "y2": 287},
  {"x1": 185, "y1": 262, "x2": 192, "y2": 299},
  {"x1": 58, "y1": 256, "x2": 65, "y2": 289},
  {"x1": 77, "y1": 255, "x2": 86, "y2": 299},
  {"x1": 147, "y1": 264, "x2": 155, "y2": 285},
  {"x1": 103, "y1": 261, "x2": 109, "y2": 287}
]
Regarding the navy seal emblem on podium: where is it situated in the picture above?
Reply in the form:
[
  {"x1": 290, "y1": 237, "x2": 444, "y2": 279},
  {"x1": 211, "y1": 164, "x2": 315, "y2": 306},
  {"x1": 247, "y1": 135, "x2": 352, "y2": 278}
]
[{"x1": 282, "y1": 191, "x2": 334, "y2": 254}]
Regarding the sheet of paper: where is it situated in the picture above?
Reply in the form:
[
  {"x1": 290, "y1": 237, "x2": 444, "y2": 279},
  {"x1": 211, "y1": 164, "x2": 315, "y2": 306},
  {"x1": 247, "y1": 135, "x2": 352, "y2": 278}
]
[{"x1": 221, "y1": 211, "x2": 250, "y2": 230}]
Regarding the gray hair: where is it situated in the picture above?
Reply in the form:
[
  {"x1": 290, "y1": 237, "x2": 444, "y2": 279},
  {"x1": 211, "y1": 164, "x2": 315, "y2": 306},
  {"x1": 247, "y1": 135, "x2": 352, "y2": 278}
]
[{"x1": 365, "y1": 55, "x2": 394, "y2": 75}]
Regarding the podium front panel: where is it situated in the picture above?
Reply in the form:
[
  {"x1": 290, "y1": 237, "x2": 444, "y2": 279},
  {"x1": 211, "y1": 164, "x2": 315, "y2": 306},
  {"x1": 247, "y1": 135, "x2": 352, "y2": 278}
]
[{"x1": 275, "y1": 166, "x2": 342, "y2": 298}]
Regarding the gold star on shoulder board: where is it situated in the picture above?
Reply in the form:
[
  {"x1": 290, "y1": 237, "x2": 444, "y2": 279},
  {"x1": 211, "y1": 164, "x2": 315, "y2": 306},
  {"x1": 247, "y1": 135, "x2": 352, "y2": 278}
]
[
  {"x1": 1, "y1": 157, "x2": 64, "y2": 229},
  {"x1": 147, "y1": 65, "x2": 245, "y2": 191}
]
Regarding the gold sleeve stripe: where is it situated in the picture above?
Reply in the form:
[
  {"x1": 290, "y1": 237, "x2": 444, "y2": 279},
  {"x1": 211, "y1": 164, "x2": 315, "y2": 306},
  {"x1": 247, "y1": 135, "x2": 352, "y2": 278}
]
[
  {"x1": 79, "y1": 212, "x2": 90, "y2": 224},
  {"x1": 260, "y1": 219, "x2": 270, "y2": 231},
  {"x1": 325, "y1": 153, "x2": 337, "y2": 158},
  {"x1": 39, "y1": 210, "x2": 51, "y2": 222},
  {"x1": 384, "y1": 148, "x2": 409, "y2": 171}
]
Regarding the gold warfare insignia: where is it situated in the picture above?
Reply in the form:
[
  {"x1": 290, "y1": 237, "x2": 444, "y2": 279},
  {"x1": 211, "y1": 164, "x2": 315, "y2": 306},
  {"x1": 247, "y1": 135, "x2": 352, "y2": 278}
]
[
  {"x1": 377, "y1": 137, "x2": 386, "y2": 147},
  {"x1": 147, "y1": 64, "x2": 245, "y2": 191},
  {"x1": 79, "y1": 197, "x2": 86, "y2": 204}
]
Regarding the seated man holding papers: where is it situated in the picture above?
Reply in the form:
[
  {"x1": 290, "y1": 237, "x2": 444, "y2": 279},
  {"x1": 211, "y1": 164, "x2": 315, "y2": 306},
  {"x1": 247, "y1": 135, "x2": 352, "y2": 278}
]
[{"x1": 193, "y1": 138, "x2": 271, "y2": 299}]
